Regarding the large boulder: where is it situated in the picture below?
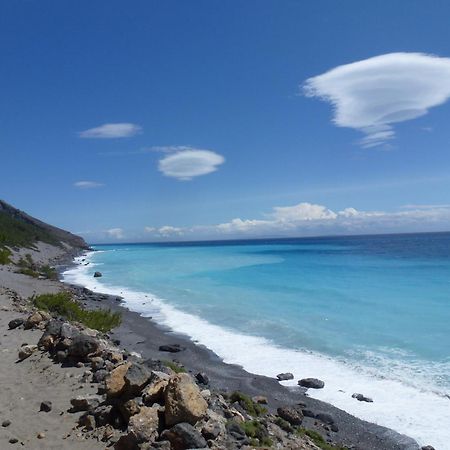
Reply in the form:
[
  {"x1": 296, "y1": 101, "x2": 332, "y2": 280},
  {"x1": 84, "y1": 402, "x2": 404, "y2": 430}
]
[
  {"x1": 68, "y1": 334, "x2": 100, "y2": 359},
  {"x1": 8, "y1": 318, "x2": 24, "y2": 329},
  {"x1": 276, "y1": 372, "x2": 294, "y2": 381},
  {"x1": 277, "y1": 406, "x2": 303, "y2": 426},
  {"x1": 105, "y1": 363, "x2": 132, "y2": 398},
  {"x1": 70, "y1": 395, "x2": 103, "y2": 412},
  {"x1": 162, "y1": 422, "x2": 207, "y2": 450},
  {"x1": 24, "y1": 312, "x2": 44, "y2": 329},
  {"x1": 164, "y1": 373, "x2": 208, "y2": 427},
  {"x1": 124, "y1": 363, "x2": 151, "y2": 396}
]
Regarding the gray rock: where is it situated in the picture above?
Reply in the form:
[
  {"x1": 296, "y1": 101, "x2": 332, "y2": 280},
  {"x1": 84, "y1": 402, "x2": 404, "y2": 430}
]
[
  {"x1": 352, "y1": 393, "x2": 373, "y2": 403},
  {"x1": 40, "y1": 401, "x2": 52, "y2": 412},
  {"x1": 298, "y1": 378, "x2": 325, "y2": 389},
  {"x1": 316, "y1": 412, "x2": 335, "y2": 425},
  {"x1": 93, "y1": 404, "x2": 113, "y2": 427},
  {"x1": 68, "y1": 335, "x2": 99, "y2": 359},
  {"x1": 18, "y1": 344, "x2": 38, "y2": 361},
  {"x1": 46, "y1": 319, "x2": 63, "y2": 336},
  {"x1": 93, "y1": 369, "x2": 109, "y2": 383},
  {"x1": 201, "y1": 421, "x2": 221, "y2": 440},
  {"x1": 421, "y1": 446, "x2": 435, "y2": 450},
  {"x1": 8, "y1": 318, "x2": 24, "y2": 330},
  {"x1": 276, "y1": 372, "x2": 294, "y2": 381},
  {"x1": 124, "y1": 363, "x2": 151, "y2": 395},
  {"x1": 277, "y1": 406, "x2": 303, "y2": 425},
  {"x1": 162, "y1": 422, "x2": 207, "y2": 449},
  {"x1": 60, "y1": 323, "x2": 80, "y2": 339},
  {"x1": 159, "y1": 344, "x2": 185, "y2": 353},
  {"x1": 2, "y1": 420, "x2": 11, "y2": 427},
  {"x1": 93, "y1": 271, "x2": 102, "y2": 277},
  {"x1": 70, "y1": 394, "x2": 103, "y2": 412},
  {"x1": 195, "y1": 372, "x2": 209, "y2": 385}
]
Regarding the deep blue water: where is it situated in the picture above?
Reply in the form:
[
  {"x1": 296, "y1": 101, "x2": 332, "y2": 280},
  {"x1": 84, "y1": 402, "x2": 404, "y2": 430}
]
[{"x1": 64, "y1": 232, "x2": 450, "y2": 447}]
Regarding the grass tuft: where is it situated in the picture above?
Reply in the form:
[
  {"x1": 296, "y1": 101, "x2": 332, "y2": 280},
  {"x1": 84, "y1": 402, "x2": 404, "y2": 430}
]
[
  {"x1": 229, "y1": 391, "x2": 267, "y2": 416},
  {"x1": 164, "y1": 360, "x2": 186, "y2": 373},
  {"x1": 33, "y1": 292, "x2": 121, "y2": 333},
  {"x1": 297, "y1": 427, "x2": 347, "y2": 450},
  {"x1": 0, "y1": 247, "x2": 12, "y2": 265}
]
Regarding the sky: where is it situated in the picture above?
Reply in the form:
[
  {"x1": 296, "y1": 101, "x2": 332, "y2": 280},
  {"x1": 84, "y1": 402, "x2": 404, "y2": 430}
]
[{"x1": 2, "y1": 0, "x2": 450, "y2": 243}]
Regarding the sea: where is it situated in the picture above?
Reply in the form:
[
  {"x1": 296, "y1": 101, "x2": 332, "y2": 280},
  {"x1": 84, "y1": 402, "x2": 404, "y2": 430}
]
[{"x1": 62, "y1": 232, "x2": 450, "y2": 449}]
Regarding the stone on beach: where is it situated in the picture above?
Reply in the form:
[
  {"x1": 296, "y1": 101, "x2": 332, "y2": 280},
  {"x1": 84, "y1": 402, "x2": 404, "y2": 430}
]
[
  {"x1": 162, "y1": 422, "x2": 207, "y2": 450},
  {"x1": 127, "y1": 406, "x2": 160, "y2": 444},
  {"x1": 352, "y1": 393, "x2": 373, "y2": 402},
  {"x1": 277, "y1": 406, "x2": 303, "y2": 425},
  {"x1": 68, "y1": 334, "x2": 100, "y2": 358},
  {"x1": 124, "y1": 362, "x2": 152, "y2": 395},
  {"x1": 39, "y1": 401, "x2": 52, "y2": 412},
  {"x1": 159, "y1": 344, "x2": 185, "y2": 353},
  {"x1": 142, "y1": 370, "x2": 171, "y2": 405},
  {"x1": 164, "y1": 373, "x2": 208, "y2": 426},
  {"x1": 24, "y1": 312, "x2": 44, "y2": 329},
  {"x1": 18, "y1": 344, "x2": 38, "y2": 361},
  {"x1": 70, "y1": 394, "x2": 103, "y2": 412},
  {"x1": 298, "y1": 378, "x2": 325, "y2": 389},
  {"x1": 276, "y1": 372, "x2": 294, "y2": 381},
  {"x1": 8, "y1": 318, "x2": 24, "y2": 329},
  {"x1": 105, "y1": 362, "x2": 132, "y2": 397}
]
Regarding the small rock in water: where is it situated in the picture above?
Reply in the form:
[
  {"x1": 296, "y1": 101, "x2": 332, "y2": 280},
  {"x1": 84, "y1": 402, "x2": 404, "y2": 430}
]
[
  {"x1": 93, "y1": 271, "x2": 102, "y2": 277},
  {"x1": 298, "y1": 378, "x2": 325, "y2": 389},
  {"x1": 421, "y1": 446, "x2": 435, "y2": 450},
  {"x1": 2, "y1": 420, "x2": 11, "y2": 427},
  {"x1": 40, "y1": 401, "x2": 52, "y2": 412},
  {"x1": 276, "y1": 372, "x2": 294, "y2": 381},
  {"x1": 352, "y1": 393, "x2": 373, "y2": 403}
]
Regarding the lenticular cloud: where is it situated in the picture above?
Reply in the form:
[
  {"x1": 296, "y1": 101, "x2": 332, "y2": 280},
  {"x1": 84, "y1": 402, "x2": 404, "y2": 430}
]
[{"x1": 304, "y1": 53, "x2": 450, "y2": 147}]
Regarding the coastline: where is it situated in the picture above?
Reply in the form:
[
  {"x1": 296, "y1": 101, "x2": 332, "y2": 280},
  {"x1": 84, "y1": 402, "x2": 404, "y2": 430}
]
[{"x1": 60, "y1": 252, "x2": 421, "y2": 450}]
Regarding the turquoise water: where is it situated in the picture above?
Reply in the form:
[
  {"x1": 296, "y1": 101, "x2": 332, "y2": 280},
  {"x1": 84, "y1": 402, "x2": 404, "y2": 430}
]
[{"x1": 63, "y1": 232, "x2": 450, "y2": 448}]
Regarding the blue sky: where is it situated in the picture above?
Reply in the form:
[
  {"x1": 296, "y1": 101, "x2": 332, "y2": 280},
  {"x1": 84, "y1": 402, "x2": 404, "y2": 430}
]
[{"x1": 2, "y1": 0, "x2": 450, "y2": 242}]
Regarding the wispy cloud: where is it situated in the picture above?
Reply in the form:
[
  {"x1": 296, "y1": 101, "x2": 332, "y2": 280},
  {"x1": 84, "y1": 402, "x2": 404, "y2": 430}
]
[
  {"x1": 73, "y1": 180, "x2": 104, "y2": 189},
  {"x1": 144, "y1": 225, "x2": 184, "y2": 237},
  {"x1": 105, "y1": 228, "x2": 124, "y2": 239},
  {"x1": 158, "y1": 146, "x2": 225, "y2": 181},
  {"x1": 304, "y1": 52, "x2": 450, "y2": 147},
  {"x1": 79, "y1": 123, "x2": 142, "y2": 139}
]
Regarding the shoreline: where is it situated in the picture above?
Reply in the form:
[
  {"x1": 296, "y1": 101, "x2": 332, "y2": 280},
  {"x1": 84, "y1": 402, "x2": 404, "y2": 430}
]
[{"x1": 61, "y1": 252, "x2": 421, "y2": 450}]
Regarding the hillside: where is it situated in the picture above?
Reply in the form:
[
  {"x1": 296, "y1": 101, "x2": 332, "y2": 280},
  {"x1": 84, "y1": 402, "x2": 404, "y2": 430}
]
[{"x1": 0, "y1": 199, "x2": 88, "y2": 251}]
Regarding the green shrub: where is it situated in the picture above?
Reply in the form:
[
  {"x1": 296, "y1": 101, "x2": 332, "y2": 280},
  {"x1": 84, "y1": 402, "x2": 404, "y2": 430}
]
[
  {"x1": 164, "y1": 360, "x2": 186, "y2": 373},
  {"x1": 33, "y1": 292, "x2": 121, "y2": 332},
  {"x1": 18, "y1": 267, "x2": 39, "y2": 278},
  {"x1": 241, "y1": 420, "x2": 272, "y2": 447},
  {"x1": 297, "y1": 427, "x2": 347, "y2": 450},
  {"x1": 40, "y1": 265, "x2": 58, "y2": 280},
  {"x1": 0, "y1": 247, "x2": 11, "y2": 264},
  {"x1": 229, "y1": 391, "x2": 267, "y2": 416}
]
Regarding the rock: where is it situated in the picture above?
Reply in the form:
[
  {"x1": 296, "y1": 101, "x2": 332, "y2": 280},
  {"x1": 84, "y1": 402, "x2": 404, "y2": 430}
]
[
  {"x1": 276, "y1": 372, "x2": 294, "y2": 381},
  {"x1": 162, "y1": 422, "x2": 207, "y2": 450},
  {"x1": 24, "y1": 312, "x2": 43, "y2": 329},
  {"x1": 302, "y1": 408, "x2": 316, "y2": 418},
  {"x1": 38, "y1": 333, "x2": 54, "y2": 351},
  {"x1": 421, "y1": 446, "x2": 435, "y2": 450},
  {"x1": 252, "y1": 395, "x2": 268, "y2": 404},
  {"x1": 90, "y1": 356, "x2": 105, "y2": 371},
  {"x1": 127, "y1": 406, "x2": 160, "y2": 444},
  {"x1": 55, "y1": 350, "x2": 68, "y2": 362},
  {"x1": 316, "y1": 412, "x2": 335, "y2": 425},
  {"x1": 2, "y1": 420, "x2": 11, "y2": 427},
  {"x1": 70, "y1": 394, "x2": 103, "y2": 412},
  {"x1": 200, "y1": 389, "x2": 211, "y2": 400},
  {"x1": 18, "y1": 344, "x2": 38, "y2": 361},
  {"x1": 119, "y1": 399, "x2": 141, "y2": 421},
  {"x1": 93, "y1": 271, "x2": 102, "y2": 277},
  {"x1": 352, "y1": 393, "x2": 373, "y2": 403},
  {"x1": 8, "y1": 318, "x2": 24, "y2": 329},
  {"x1": 46, "y1": 319, "x2": 63, "y2": 336},
  {"x1": 37, "y1": 432, "x2": 45, "y2": 439},
  {"x1": 124, "y1": 363, "x2": 151, "y2": 395},
  {"x1": 277, "y1": 406, "x2": 303, "y2": 426},
  {"x1": 68, "y1": 334, "x2": 100, "y2": 359},
  {"x1": 159, "y1": 344, "x2": 185, "y2": 353},
  {"x1": 39, "y1": 401, "x2": 52, "y2": 412},
  {"x1": 195, "y1": 372, "x2": 209, "y2": 385},
  {"x1": 93, "y1": 369, "x2": 109, "y2": 383},
  {"x1": 105, "y1": 362, "x2": 132, "y2": 397},
  {"x1": 202, "y1": 421, "x2": 222, "y2": 440},
  {"x1": 9, "y1": 438, "x2": 18, "y2": 444},
  {"x1": 93, "y1": 404, "x2": 113, "y2": 427},
  {"x1": 226, "y1": 420, "x2": 247, "y2": 441},
  {"x1": 298, "y1": 378, "x2": 325, "y2": 389},
  {"x1": 60, "y1": 322, "x2": 80, "y2": 339},
  {"x1": 164, "y1": 373, "x2": 208, "y2": 426},
  {"x1": 78, "y1": 414, "x2": 96, "y2": 431},
  {"x1": 142, "y1": 371, "x2": 170, "y2": 405}
]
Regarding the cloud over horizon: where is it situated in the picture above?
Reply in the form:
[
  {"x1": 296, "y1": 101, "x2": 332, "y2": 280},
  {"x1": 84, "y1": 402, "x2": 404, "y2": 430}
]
[
  {"x1": 158, "y1": 147, "x2": 225, "y2": 180},
  {"x1": 304, "y1": 52, "x2": 450, "y2": 147},
  {"x1": 79, "y1": 123, "x2": 142, "y2": 139}
]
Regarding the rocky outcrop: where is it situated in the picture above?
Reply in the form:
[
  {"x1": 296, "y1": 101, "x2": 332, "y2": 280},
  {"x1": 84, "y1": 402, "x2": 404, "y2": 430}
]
[{"x1": 298, "y1": 378, "x2": 325, "y2": 389}]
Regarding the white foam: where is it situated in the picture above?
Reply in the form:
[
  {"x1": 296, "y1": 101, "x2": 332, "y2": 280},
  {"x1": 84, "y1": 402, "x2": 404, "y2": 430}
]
[{"x1": 63, "y1": 252, "x2": 450, "y2": 449}]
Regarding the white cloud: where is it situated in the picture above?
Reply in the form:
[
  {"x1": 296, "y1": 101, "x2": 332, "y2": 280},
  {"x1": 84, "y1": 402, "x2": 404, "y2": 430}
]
[
  {"x1": 79, "y1": 123, "x2": 142, "y2": 139},
  {"x1": 105, "y1": 228, "x2": 124, "y2": 239},
  {"x1": 73, "y1": 181, "x2": 104, "y2": 189},
  {"x1": 272, "y1": 202, "x2": 337, "y2": 222},
  {"x1": 304, "y1": 52, "x2": 450, "y2": 147},
  {"x1": 158, "y1": 147, "x2": 225, "y2": 180}
]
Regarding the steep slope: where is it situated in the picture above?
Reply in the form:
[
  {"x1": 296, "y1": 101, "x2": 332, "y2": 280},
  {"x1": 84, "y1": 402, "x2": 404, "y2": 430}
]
[{"x1": 0, "y1": 199, "x2": 88, "y2": 250}]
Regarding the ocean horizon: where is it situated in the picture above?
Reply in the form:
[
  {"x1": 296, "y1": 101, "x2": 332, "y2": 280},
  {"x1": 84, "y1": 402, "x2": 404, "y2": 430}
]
[{"x1": 63, "y1": 231, "x2": 450, "y2": 449}]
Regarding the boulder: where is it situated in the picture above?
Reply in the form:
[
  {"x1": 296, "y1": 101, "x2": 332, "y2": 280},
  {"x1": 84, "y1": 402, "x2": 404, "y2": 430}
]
[
  {"x1": 316, "y1": 412, "x2": 335, "y2": 425},
  {"x1": 421, "y1": 446, "x2": 436, "y2": 450},
  {"x1": 90, "y1": 356, "x2": 105, "y2": 371},
  {"x1": 119, "y1": 399, "x2": 141, "y2": 422},
  {"x1": 159, "y1": 344, "x2": 185, "y2": 353},
  {"x1": 162, "y1": 422, "x2": 207, "y2": 450},
  {"x1": 93, "y1": 369, "x2": 109, "y2": 383},
  {"x1": 127, "y1": 406, "x2": 160, "y2": 444},
  {"x1": 164, "y1": 373, "x2": 208, "y2": 427},
  {"x1": 8, "y1": 318, "x2": 24, "y2": 329},
  {"x1": 124, "y1": 363, "x2": 151, "y2": 395},
  {"x1": 142, "y1": 371, "x2": 170, "y2": 405},
  {"x1": 201, "y1": 420, "x2": 222, "y2": 440},
  {"x1": 46, "y1": 319, "x2": 63, "y2": 336},
  {"x1": 105, "y1": 363, "x2": 132, "y2": 397},
  {"x1": 68, "y1": 334, "x2": 100, "y2": 359},
  {"x1": 298, "y1": 378, "x2": 325, "y2": 389},
  {"x1": 24, "y1": 312, "x2": 43, "y2": 329},
  {"x1": 38, "y1": 333, "x2": 54, "y2": 351},
  {"x1": 70, "y1": 394, "x2": 103, "y2": 412},
  {"x1": 352, "y1": 393, "x2": 373, "y2": 403},
  {"x1": 60, "y1": 322, "x2": 80, "y2": 339},
  {"x1": 93, "y1": 404, "x2": 113, "y2": 427},
  {"x1": 276, "y1": 372, "x2": 294, "y2": 381},
  {"x1": 277, "y1": 406, "x2": 303, "y2": 426},
  {"x1": 18, "y1": 344, "x2": 38, "y2": 361},
  {"x1": 78, "y1": 413, "x2": 96, "y2": 431},
  {"x1": 93, "y1": 271, "x2": 102, "y2": 277},
  {"x1": 195, "y1": 372, "x2": 209, "y2": 385}
]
